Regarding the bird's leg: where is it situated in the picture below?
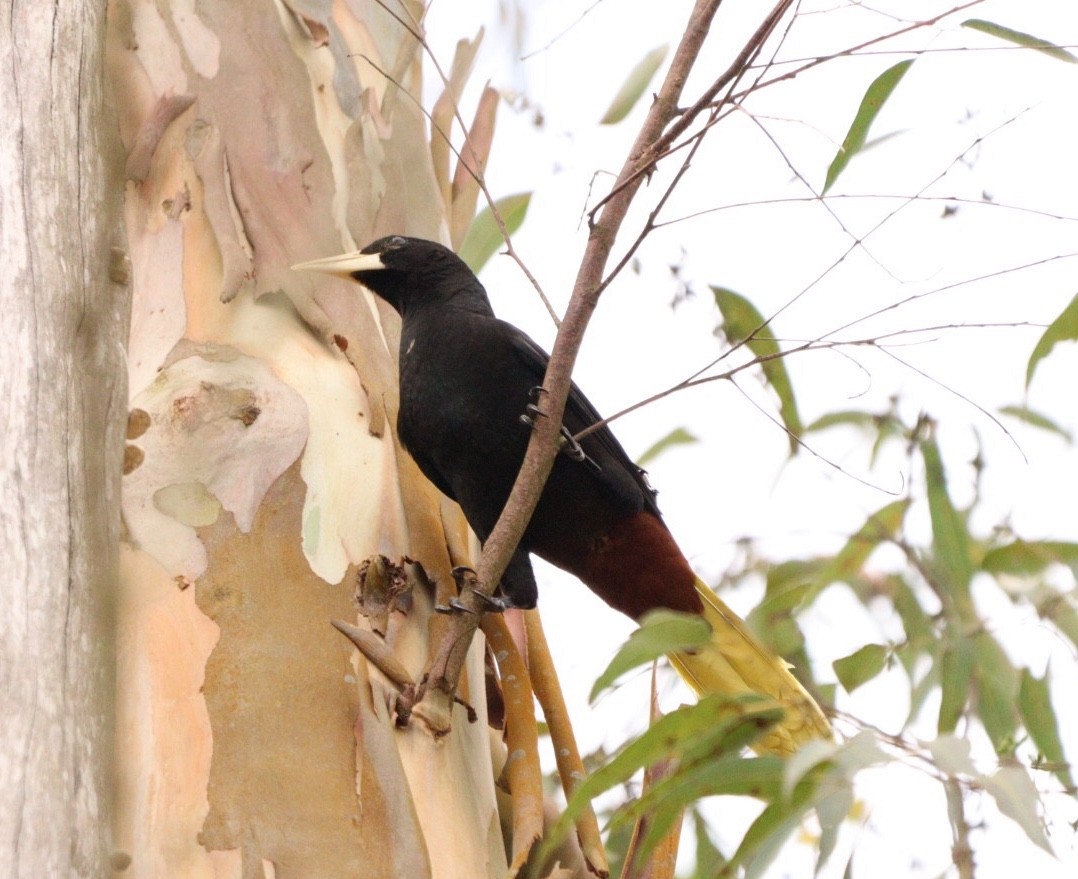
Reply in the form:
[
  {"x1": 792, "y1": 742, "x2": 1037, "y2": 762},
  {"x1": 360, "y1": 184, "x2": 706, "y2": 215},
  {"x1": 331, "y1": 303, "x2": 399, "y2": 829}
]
[{"x1": 519, "y1": 387, "x2": 602, "y2": 475}]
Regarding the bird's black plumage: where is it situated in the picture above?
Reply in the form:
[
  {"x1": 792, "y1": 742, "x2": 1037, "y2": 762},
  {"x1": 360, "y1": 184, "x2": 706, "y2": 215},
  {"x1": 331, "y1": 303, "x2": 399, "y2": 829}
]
[
  {"x1": 293, "y1": 234, "x2": 833, "y2": 754},
  {"x1": 351, "y1": 235, "x2": 679, "y2": 613}
]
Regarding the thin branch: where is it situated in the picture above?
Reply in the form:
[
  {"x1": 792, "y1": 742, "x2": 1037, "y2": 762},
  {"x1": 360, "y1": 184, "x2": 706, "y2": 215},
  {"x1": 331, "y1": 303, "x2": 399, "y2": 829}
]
[
  {"x1": 731, "y1": 0, "x2": 986, "y2": 103},
  {"x1": 587, "y1": 0, "x2": 796, "y2": 222},
  {"x1": 655, "y1": 193, "x2": 1078, "y2": 229},
  {"x1": 946, "y1": 776, "x2": 977, "y2": 879},
  {"x1": 569, "y1": 320, "x2": 1044, "y2": 441},
  {"x1": 430, "y1": 0, "x2": 727, "y2": 696}
]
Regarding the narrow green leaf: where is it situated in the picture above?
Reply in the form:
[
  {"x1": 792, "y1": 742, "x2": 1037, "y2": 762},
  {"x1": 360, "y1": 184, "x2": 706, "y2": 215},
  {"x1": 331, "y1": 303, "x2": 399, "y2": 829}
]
[
  {"x1": 939, "y1": 638, "x2": 974, "y2": 734},
  {"x1": 999, "y1": 405, "x2": 1073, "y2": 443},
  {"x1": 833, "y1": 643, "x2": 889, "y2": 693},
  {"x1": 732, "y1": 780, "x2": 819, "y2": 879},
  {"x1": 804, "y1": 409, "x2": 888, "y2": 434},
  {"x1": 1027, "y1": 291, "x2": 1078, "y2": 387},
  {"x1": 972, "y1": 633, "x2": 1020, "y2": 752},
  {"x1": 589, "y1": 610, "x2": 711, "y2": 703},
  {"x1": 636, "y1": 426, "x2": 699, "y2": 467},
  {"x1": 690, "y1": 809, "x2": 728, "y2": 878},
  {"x1": 921, "y1": 436, "x2": 974, "y2": 611},
  {"x1": 458, "y1": 192, "x2": 532, "y2": 274},
  {"x1": 600, "y1": 45, "x2": 668, "y2": 124},
  {"x1": 982, "y1": 765, "x2": 1053, "y2": 851},
  {"x1": 1030, "y1": 582, "x2": 1078, "y2": 654},
  {"x1": 963, "y1": 19, "x2": 1078, "y2": 64},
  {"x1": 892, "y1": 576, "x2": 937, "y2": 648},
  {"x1": 543, "y1": 694, "x2": 781, "y2": 861},
  {"x1": 823, "y1": 60, "x2": 914, "y2": 193},
  {"x1": 620, "y1": 756, "x2": 785, "y2": 858},
  {"x1": 712, "y1": 286, "x2": 802, "y2": 452},
  {"x1": 817, "y1": 499, "x2": 911, "y2": 591},
  {"x1": 982, "y1": 540, "x2": 1078, "y2": 576},
  {"x1": 1018, "y1": 668, "x2": 1074, "y2": 789}
]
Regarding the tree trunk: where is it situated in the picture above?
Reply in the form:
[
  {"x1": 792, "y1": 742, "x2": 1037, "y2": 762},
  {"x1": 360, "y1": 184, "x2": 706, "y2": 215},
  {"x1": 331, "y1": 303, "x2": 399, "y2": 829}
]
[
  {"x1": 108, "y1": 2, "x2": 507, "y2": 876},
  {"x1": 0, "y1": 1, "x2": 126, "y2": 876}
]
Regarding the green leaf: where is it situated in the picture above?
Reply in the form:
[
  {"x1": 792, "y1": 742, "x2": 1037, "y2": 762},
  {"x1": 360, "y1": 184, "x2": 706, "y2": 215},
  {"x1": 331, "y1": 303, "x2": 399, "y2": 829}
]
[
  {"x1": 600, "y1": 45, "x2": 668, "y2": 124},
  {"x1": 731, "y1": 778, "x2": 820, "y2": 878},
  {"x1": 690, "y1": 808, "x2": 728, "y2": 877},
  {"x1": 938, "y1": 637, "x2": 974, "y2": 734},
  {"x1": 833, "y1": 644, "x2": 889, "y2": 693},
  {"x1": 823, "y1": 60, "x2": 914, "y2": 193},
  {"x1": 618, "y1": 756, "x2": 784, "y2": 857},
  {"x1": 982, "y1": 540, "x2": 1078, "y2": 576},
  {"x1": 963, "y1": 19, "x2": 1078, "y2": 64},
  {"x1": 921, "y1": 436, "x2": 974, "y2": 612},
  {"x1": 816, "y1": 499, "x2": 911, "y2": 591},
  {"x1": 999, "y1": 405, "x2": 1073, "y2": 443},
  {"x1": 543, "y1": 694, "x2": 782, "y2": 862},
  {"x1": 636, "y1": 426, "x2": 699, "y2": 467},
  {"x1": 982, "y1": 765, "x2": 1053, "y2": 852},
  {"x1": 1030, "y1": 582, "x2": 1078, "y2": 654},
  {"x1": 458, "y1": 192, "x2": 532, "y2": 274},
  {"x1": 1027, "y1": 292, "x2": 1078, "y2": 387},
  {"x1": 1018, "y1": 668, "x2": 1075, "y2": 789},
  {"x1": 972, "y1": 633, "x2": 1020, "y2": 753},
  {"x1": 589, "y1": 610, "x2": 711, "y2": 703},
  {"x1": 892, "y1": 576, "x2": 937, "y2": 649},
  {"x1": 712, "y1": 286, "x2": 802, "y2": 452}
]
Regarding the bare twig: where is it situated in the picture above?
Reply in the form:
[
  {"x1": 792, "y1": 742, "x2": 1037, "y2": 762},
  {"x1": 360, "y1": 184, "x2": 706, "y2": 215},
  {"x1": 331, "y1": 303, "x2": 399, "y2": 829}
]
[
  {"x1": 946, "y1": 776, "x2": 977, "y2": 879},
  {"x1": 587, "y1": 0, "x2": 796, "y2": 223}
]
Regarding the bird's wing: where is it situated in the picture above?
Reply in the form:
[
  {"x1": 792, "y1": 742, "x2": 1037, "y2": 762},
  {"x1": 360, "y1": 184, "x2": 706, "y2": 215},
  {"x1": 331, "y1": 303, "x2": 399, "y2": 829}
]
[{"x1": 507, "y1": 325, "x2": 662, "y2": 517}]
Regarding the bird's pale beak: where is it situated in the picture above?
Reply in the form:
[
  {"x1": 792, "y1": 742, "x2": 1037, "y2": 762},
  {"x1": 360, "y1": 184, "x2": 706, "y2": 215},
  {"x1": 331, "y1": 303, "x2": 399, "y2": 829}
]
[{"x1": 291, "y1": 251, "x2": 385, "y2": 277}]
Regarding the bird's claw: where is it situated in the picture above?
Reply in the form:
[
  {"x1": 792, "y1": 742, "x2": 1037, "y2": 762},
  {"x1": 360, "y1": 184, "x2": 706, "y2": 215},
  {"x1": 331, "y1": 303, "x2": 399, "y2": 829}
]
[
  {"x1": 434, "y1": 597, "x2": 476, "y2": 615},
  {"x1": 450, "y1": 565, "x2": 477, "y2": 585},
  {"x1": 468, "y1": 587, "x2": 512, "y2": 613},
  {"x1": 558, "y1": 427, "x2": 602, "y2": 475},
  {"x1": 438, "y1": 567, "x2": 512, "y2": 614},
  {"x1": 519, "y1": 390, "x2": 602, "y2": 475}
]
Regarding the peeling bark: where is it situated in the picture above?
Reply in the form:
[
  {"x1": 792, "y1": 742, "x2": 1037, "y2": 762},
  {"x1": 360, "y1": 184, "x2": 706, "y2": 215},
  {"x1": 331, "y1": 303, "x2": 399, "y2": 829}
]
[{"x1": 109, "y1": 1, "x2": 507, "y2": 876}]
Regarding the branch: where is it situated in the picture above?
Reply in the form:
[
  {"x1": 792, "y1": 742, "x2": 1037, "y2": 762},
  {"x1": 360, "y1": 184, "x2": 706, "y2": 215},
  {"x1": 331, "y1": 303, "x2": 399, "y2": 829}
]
[
  {"x1": 475, "y1": 0, "x2": 724, "y2": 603},
  {"x1": 415, "y1": 0, "x2": 726, "y2": 706}
]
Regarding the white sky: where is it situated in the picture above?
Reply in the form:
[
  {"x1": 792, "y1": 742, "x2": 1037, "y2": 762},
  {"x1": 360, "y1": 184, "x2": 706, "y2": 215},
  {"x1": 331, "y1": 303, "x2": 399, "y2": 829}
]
[{"x1": 421, "y1": 1, "x2": 1078, "y2": 875}]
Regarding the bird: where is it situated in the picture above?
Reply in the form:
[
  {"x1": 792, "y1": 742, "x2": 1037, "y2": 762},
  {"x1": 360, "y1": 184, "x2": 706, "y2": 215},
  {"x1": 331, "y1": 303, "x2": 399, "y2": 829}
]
[{"x1": 294, "y1": 235, "x2": 830, "y2": 754}]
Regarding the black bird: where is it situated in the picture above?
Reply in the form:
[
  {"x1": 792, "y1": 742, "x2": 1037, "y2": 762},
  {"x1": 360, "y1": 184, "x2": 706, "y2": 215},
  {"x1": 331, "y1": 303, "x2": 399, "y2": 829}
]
[{"x1": 294, "y1": 235, "x2": 829, "y2": 753}]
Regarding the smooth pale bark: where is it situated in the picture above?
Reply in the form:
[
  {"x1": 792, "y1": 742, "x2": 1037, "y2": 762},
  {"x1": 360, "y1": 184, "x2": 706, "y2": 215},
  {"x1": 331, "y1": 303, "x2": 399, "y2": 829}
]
[{"x1": 0, "y1": 1, "x2": 126, "y2": 876}]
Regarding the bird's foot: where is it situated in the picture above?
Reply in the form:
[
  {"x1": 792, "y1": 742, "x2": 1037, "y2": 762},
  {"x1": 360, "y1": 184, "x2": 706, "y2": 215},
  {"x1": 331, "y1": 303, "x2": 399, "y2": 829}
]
[
  {"x1": 468, "y1": 588, "x2": 513, "y2": 613},
  {"x1": 518, "y1": 388, "x2": 602, "y2": 475},
  {"x1": 557, "y1": 429, "x2": 602, "y2": 474},
  {"x1": 434, "y1": 597, "x2": 475, "y2": 615},
  {"x1": 435, "y1": 567, "x2": 513, "y2": 614},
  {"x1": 519, "y1": 387, "x2": 548, "y2": 429}
]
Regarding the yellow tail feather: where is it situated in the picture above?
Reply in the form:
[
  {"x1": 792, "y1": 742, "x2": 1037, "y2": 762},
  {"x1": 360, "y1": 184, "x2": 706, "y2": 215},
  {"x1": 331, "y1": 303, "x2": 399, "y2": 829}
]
[{"x1": 668, "y1": 577, "x2": 832, "y2": 756}]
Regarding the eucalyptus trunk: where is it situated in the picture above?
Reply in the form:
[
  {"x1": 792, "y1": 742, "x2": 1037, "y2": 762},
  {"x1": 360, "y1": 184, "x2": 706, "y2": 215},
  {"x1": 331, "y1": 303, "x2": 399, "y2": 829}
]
[{"x1": 108, "y1": 2, "x2": 508, "y2": 876}]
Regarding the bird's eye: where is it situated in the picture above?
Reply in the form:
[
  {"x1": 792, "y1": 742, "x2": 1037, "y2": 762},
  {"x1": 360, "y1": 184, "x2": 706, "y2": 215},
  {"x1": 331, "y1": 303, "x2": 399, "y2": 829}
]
[{"x1": 386, "y1": 235, "x2": 407, "y2": 250}]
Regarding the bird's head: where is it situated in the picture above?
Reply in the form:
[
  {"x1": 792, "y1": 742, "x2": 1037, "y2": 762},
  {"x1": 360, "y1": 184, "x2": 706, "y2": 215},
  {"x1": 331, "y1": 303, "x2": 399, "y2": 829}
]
[{"x1": 292, "y1": 235, "x2": 490, "y2": 318}]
